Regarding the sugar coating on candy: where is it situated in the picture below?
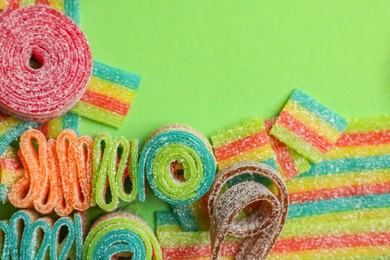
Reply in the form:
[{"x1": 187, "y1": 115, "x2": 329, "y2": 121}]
[
  {"x1": 0, "y1": 210, "x2": 85, "y2": 259},
  {"x1": 0, "y1": 146, "x2": 24, "y2": 204},
  {"x1": 170, "y1": 194, "x2": 211, "y2": 232},
  {"x1": 92, "y1": 132, "x2": 139, "y2": 211},
  {"x1": 83, "y1": 212, "x2": 162, "y2": 260},
  {"x1": 270, "y1": 89, "x2": 348, "y2": 163},
  {"x1": 207, "y1": 162, "x2": 288, "y2": 260},
  {"x1": 211, "y1": 117, "x2": 278, "y2": 170},
  {"x1": 37, "y1": 112, "x2": 80, "y2": 139},
  {"x1": 138, "y1": 124, "x2": 216, "y2": 204},
  {"x1": 71, "y1": 61, "x2": 141, "y2": 128},
  {"x1": 265, "y1": 118, "x2": 311, "y2": 180},
  {"x1": 0, "y1": 113, "x2": 39, "y2": 155},
  {"x1": 8, "y1": 129, "x2": 93, "y2": 216},
  {"x1": 156, "y1": 210, "x2": 242, "y2": 259},
  {"x1": 267, "y1": 116, "x2": 390, "y2": 258},
  {"x1": 0, "y1": 5, "x2": 92, "y2": 122}
]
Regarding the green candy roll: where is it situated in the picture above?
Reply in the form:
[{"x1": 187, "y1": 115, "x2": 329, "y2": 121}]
[
  {"x1": 138, "y1": 125, "x2": 216, "y2": 204},
  {"x1": 92, "y1": 132, "x2": 139, "y2": 211},
  {"x1": 83, "y1": 212, "x2": 162, "y2": 260}
]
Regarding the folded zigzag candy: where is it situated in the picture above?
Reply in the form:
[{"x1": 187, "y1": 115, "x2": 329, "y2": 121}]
[
  {"x1": 0, "y1": 210, "x2": 85, "y2": 260},
  {"x1": 8, "y1": 129, "x2": 93, "y2": 216}
]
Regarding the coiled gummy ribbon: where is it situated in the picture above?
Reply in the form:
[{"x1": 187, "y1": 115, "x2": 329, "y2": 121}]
[
  {"x1": 138, "y1": 125, "x2": 216, "y2": 204},
  {"x1": 0, "y1": 5, "x2": 92, "y2": 122},
  {"x1": 83, "y1": 212, "x2": 162, "y2": 260},
  {"x1": 208, "y1": 162, "x2": 289, "y2": 260}
]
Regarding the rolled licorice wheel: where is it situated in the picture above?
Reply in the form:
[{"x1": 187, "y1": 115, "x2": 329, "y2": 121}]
[
  {"x1": 0, "y1": 5, "x2": 92, "y2": 122},
  {"x1": 92, "y1": 132, "x2": 139, "y2": 211},
  {"x1": 208, "y1": 162, "x2": 289, "y2": 260},
  {"x1": 138, "y1": 125, "x2": 216, "y2": 204},
  {"x1": 83, "y1": 212, "x2": 162, "y2": 260}
]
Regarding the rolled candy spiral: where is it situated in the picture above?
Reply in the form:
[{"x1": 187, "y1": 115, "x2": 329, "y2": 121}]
[
  {"x1": 208, "y1": 162, "x2": 289, "y2": 260},
  {"x1": 138, "y1": 125, "x2": 216, "y2": 204},
  {"x1": 83, "y1": 212, "x2": 162, "y2": 260},
  {"x1": 0, "y1": 5, "x2": 92, "y2": 122}
]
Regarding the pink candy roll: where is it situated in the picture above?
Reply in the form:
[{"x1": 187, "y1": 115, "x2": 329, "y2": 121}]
[{"x1": 0, "y1": 5, "x2": 92, "y2": 122}]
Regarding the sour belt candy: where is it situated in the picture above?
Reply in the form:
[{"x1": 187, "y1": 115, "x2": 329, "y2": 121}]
[
  {"x1": 265, "y1": 118, "x2": 310, "y2": 180},
  {"x1": 71, "y1": 61, "x2": 141, "y2": 128},
  {"x1": 0, "y1": 5, "x2": 92, "y2": 122},
  {"x1": 268, "y1": 116, "x2": 390, "y2": 258},
  {"x1": 0, "y1": 113, "x2": 38, "y2": 155},
  {"x1": 92, "y1": 132, "x2": 139, "y2": 211},
  {"x1": 0, "y1": 0, "x2": 80, "y2": 24},
  {"x1": 0, "y1": 146, "x2": 24, "y2": 204},
  {"x1": 156, "y1": 210, "x2": 242, "y2": 259},
  {"x1": 270, "y1": 89, "x2": 348, "y2": 163},
  {"x1": 37, "y1": 112, "x2": 80, "y2": 139},
  {"x1": 138, "y1": 125, "x2": 216, "y2": 204},
  {"x1": 211, "y1": 117, "x2": 277, "y2": 170},
  {"x1": 208, "y1": 162, "x2": 288, "y2": 260},
  {"x1": 83, "y1": 212, "x2": 162, "y2": 260},
  {"x1": 8, "y1": 129, "x2": 93, "y2": 216},
  {"x1": 0, "y1": 210, "x2": 85, "y2": 260}
]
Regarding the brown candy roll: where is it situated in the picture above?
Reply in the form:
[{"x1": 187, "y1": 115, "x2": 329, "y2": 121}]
[{"x1": 208, "y1": 162, "x2": 289, "y2": 260}]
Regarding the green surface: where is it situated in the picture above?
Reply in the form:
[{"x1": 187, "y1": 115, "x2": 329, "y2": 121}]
[{"x1": 2, "y1": 1, "x2": 390, "y2": 231}]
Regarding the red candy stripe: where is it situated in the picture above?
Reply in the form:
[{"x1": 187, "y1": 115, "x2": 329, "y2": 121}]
[{"x1": 0, "y1": 5, "x2": 92, "y2": 122}]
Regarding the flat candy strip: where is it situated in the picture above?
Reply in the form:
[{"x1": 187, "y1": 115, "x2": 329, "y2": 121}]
[
  {"x1": 270, "y1": 89, "x2": 348, "y2": 163},
  {"x1": 0, "y1": 0, "x2": 80, "y2": 24},
  {"x1": 211, "y1": 117, "x2": 277, "y2": 170},
  {"x1": 0, "y1": 210, "x2": 85, "y2": 260},
  {"x1": 71, "y1": 61, "x2": 141, "y2": 128},
  {"x1": 92, "y1": 132, "x2": 139, "y2": 211},
  {"x1": 0, "y1": 146, "x2": 24, "y2": 203},
  {"x1": 37, "y1": 112, "x2": 80, "y2": 139},
  {"x1": 83, "y1": 212, "x2": 162, "y2": 260},
  {"x1": 208, "y1": 162, "x2": 289, "y2": 260},
  {"x1": 156, "y1": 210, "x2": 242, "y2": 259},
  {"x1": 0, "y1": 5, "x2": 92, "y2": 122},
  {"x1": 138, "y1": 124, "x2": 216, "y2": 204},
  {"x1": 265, "y1": 118, "x2": 310, "y2": 179},
  {"x1": 267, "y1": 116, "x2": 390, "y2": 258},
  {"x1": 0, "y1": 113, "x2": 39, "y2": 155}
]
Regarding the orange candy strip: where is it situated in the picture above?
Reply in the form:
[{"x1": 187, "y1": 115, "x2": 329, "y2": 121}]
[{"x1": 8, "y1": 129, "x2": 93, "y2": 216}]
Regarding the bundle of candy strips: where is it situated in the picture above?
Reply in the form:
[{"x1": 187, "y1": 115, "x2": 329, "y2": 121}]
[{"x1": 0, "y1": 2, "x2": 389, "y2": 260}]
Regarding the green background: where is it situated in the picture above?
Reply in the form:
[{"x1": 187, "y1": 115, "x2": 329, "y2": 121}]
[{"x1": 2, "y1": 1, "x2": 390, "y2": 230}]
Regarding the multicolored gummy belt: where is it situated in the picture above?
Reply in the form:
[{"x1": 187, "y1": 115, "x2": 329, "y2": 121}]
[
  {"x1": 92, "y1": 132, "x2": 139, "y2": 211},
  {"x1": 211, "y1": 117, "x2": 277, "y2": 170},
  {"x1": 8, "y1": 129, "x2": 93, "y2": 216},
  {"x1": 37, "y1": 112, "x2": 80, "y2": 139},
  {"x1": 138, "y1": 125, "x2": 216, "y2": 204},
  {"x1": 71, "y1": 61, "x2": 141, "y2": 128},
  {"x1": 0, "y1": 146, "x2": 24, "y2": 203},
  {"x1": 156, "y1": 210, "x2": 242, "y2": 259},
  {"x1": 208, "y1": 162, "x2": 288, "y2": 260},
  {"x1": 0, "y1": 0, "x2": 80, "y2": 24},
  {"x1": 0, "y1": 5, "x2": 92, "y2": 122},
  {"x1": 0, "y1": 113, "x2": 38, "y2": 155},
  {"x1": 265, "y1": 118, "x2": 310, "y2": 180},
  {"x1": 267, "y1": 116, "x2": 390, "y2": 258},
  {"x1": 0, "y1": 210, "x2": 85, "y2": 260},
  {"x1": 83, "y1": 212, "x2": 162, "y2": 260},
  {"x1": 270, "y1": 89, "x2": 348, "y2": 163}
]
